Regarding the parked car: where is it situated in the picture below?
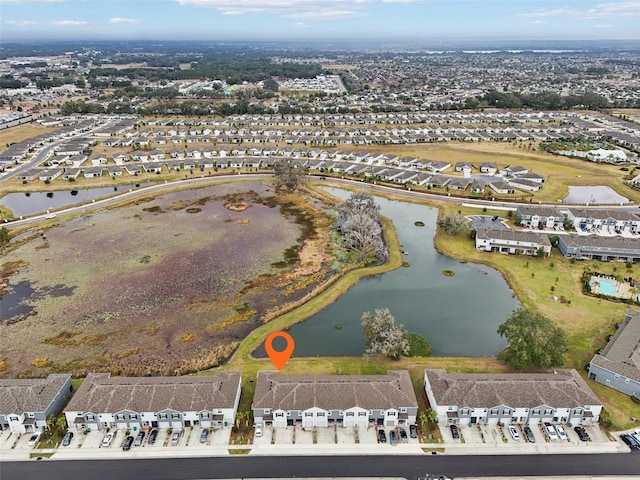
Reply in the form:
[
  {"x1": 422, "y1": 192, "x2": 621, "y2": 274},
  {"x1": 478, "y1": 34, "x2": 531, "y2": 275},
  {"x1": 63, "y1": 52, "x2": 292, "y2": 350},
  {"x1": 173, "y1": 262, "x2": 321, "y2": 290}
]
[
  {"x1": 62, "y1": 431, "x2": 74, "y2": 447},
  {"x1": 555, "y1": 425, "x2": 568, "y2": 441},
  {"x1": 147, "y1": 429, "x2": 158, "y2": 445},
  {"x1": 122, "y1": 436, "x2": 134, "y2": 451},
  {"x1": 449, "y1": 424, "x2": 459, "y2": 440},
  {"x1": 377, "y1": 429, "x2": 387, "y2": 443},
  {"x1": 254, "y1": 424, "x2": 263, "y2": 437},
  {"x1": 399, "y1": 428, "x2": 408, "y2": 443},
  {"x1": 544, "y1": 423, "x2": 559, "y2": 441},
  {"x1": 101, "y1": 432, "x2": 114, "y2": 447},
  {"x1": 523, "y1": 426, "x2": 535, "y2": 443},
  {"x1": 389, "y1": 430, "x2": 397, "y2": 446},
  {"x1": 27, "y1": 433, "x2": 40, "y2": 446},
  {"x1": 574, "y1": 426, "x2": 590, "y2": 442},
  {"x1": 170, "y1": 431, "x2": 181, "y2": 445},
  {"x1": 621, "y1": 434, "x2": 640, "y2": 450},
  {"x1": 200, "y1": 428, "x2": 209, "y2": 443},
  {"x1": 508, "y1": 425, "x2": 520, "y2": 441},
  {"x1": 133, "y1": 431, "x2": 145, "y2": 447},
  {"x1": 409, "y1": 424, "x2": 418, "y2": 438}
]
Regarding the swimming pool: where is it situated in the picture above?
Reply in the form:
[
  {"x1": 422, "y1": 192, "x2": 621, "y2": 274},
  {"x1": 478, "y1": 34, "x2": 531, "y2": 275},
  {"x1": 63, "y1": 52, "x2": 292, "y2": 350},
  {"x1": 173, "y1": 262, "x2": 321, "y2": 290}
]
[{"x1": 590, "y1": 277, "x2": 617, "y2": 295}]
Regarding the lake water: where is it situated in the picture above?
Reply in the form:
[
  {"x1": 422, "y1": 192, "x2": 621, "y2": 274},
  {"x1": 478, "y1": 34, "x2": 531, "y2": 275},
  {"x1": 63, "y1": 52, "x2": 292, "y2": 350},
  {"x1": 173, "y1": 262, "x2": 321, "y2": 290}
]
[
  {"x1": 255, "y1": 187, "x2": 520, "y2": 358},
  {"x1": 562, "y1": 186, "x2": 630, "y2": 205},
  {"x1": 0, "y1": 183, "x2": 152, "y2": 217}
]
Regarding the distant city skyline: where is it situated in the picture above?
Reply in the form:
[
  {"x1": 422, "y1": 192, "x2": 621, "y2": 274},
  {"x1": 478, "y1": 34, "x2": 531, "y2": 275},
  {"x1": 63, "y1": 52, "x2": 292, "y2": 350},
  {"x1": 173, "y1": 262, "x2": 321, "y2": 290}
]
[{"x1": 1, "y1": 0, "x2": 639, "y2": 42}]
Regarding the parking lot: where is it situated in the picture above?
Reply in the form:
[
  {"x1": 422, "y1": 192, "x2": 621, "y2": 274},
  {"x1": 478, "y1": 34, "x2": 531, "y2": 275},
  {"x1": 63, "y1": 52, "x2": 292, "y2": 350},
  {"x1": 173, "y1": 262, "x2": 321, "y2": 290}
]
[
  {"x1": 252, "y1": 424, "x2": 418, "y2": 447},
  {"x1": 439, "y1": 422, "x2": 609, "y2": 449}
]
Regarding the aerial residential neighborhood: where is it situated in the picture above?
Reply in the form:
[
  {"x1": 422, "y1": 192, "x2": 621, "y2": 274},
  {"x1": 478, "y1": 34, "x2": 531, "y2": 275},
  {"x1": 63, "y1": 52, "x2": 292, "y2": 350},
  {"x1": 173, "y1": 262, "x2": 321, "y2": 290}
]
[{"x1": 1, "y1": 1, "x2": 640, "y2": 478}]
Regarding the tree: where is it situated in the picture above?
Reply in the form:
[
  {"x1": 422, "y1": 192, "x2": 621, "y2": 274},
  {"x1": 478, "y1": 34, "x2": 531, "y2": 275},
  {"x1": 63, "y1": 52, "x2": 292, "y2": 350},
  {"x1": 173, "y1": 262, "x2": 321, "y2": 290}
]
[
  {"x1": 361, "y1": 308, "x2": 409, "y2": 360},
  {"x1": 0, "y1": 227, "x2": 9, "y2": 253},
  {"x1": 337, "y1": 191, "x2": 385, "y2": 263},
  {"x1": 273, "y1": 158, "x2": 305, "y2": 191},
  {"x1": 497, "y1": 308, "x2": 568, "y2": 370},
  {"x1": 406, "y1": 332, "x2": 432, "y2": 357},
  {"x1": 437, "y1": 213, "x2": 471, "y2": 235}
]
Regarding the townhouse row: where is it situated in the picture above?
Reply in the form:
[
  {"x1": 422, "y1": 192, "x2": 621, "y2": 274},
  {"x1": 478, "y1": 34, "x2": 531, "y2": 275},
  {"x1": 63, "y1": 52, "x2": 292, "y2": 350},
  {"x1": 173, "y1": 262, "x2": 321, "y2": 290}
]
[{"x1": 1, "y1": 368, "x2": 603, "y2": 434}]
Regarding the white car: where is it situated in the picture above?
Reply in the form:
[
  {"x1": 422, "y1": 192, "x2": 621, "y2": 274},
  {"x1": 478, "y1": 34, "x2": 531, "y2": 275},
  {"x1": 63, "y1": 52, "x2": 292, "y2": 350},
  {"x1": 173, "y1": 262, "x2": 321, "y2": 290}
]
[
  {"x1": 254, "y1": 424, "x2": 263, "y2": 437},
  {"x1": 555, "y1": 425, "x2": 568, "y2": 441},
  {"x1": 101, "y1": 432, "x2": 114, "y2": 447},
  {"x1": 508, "y1": 426, "x2": 520, "y2": 441},
  {"x1": 545, "y1": 423, "x2": 559, "y2": 441},
  {"x1": 27, "y1": 433, "x2": 40, "y2": 446}
]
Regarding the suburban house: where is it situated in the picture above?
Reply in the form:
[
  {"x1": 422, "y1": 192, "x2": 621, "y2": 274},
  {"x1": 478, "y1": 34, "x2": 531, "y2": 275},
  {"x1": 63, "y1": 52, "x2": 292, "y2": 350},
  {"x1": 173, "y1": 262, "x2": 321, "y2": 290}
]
[
  {"x1": 488, "y1": 181, "x2": 515, "y2": 195},
  {"x1": 566, "y1": 209, "x2": 640, "y2": 235},
  {"x1": 479, "y1": 162, "x2": 498, "y2": 175},
  {"x1": 475, "y1": 228, "x2": 552, "y2": 256},
  {"x1": 424, "y1": 369, "x2": 602, "y2": 426},
  {"x1": 63, "y1": 372, "x2": 241, "y2": 431},
  {"x1": 557, "y1": 235, "x2": 640, "y2": 262},
  {"x1": 516, "y1": 206, "x2": 564, "y2": 229},
  {"x1": 0, "y1": 374, "x2": 73, "y2": 433},
  {"x1": 588, "y1": 310, "x2": 640, "y2": 398},
  {"x1": 252, "y1": 371, "x2": 418, "y2": 429}
]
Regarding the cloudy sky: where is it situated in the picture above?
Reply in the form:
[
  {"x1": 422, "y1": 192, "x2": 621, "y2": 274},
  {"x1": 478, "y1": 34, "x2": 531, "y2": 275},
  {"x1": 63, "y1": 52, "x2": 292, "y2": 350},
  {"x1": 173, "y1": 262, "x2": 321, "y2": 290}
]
[{"x1": 1, "y1": 0, "x2": 639, "y2": 41}]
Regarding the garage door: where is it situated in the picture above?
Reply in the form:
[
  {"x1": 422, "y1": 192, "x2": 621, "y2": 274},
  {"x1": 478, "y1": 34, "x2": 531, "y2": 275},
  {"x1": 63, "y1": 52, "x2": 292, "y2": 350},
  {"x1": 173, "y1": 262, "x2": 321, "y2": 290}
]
[
  {"x1": 357, "y1": 417, "x2": 368, "y2": 427},
  {"x1": 274, "y1": 418, "x2": 287, "y2": 428},
  {"x1": 344, "y1": 418, "x2": 355, "y2": 428}
]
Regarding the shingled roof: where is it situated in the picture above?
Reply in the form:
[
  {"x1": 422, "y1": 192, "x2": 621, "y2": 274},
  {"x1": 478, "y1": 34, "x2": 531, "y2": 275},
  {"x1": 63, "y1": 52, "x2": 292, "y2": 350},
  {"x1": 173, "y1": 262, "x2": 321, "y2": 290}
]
[
  {"x1": 252, "y1": 371, "x2": 417, "y2": 411},
  {"x1": 0, "y1": 374, "x2": 71, "y2": 413},
  {"x1": 65, "y1": 372, "x2": 241, "y2": 413},
  {"x1": 425, "y1": 369, "x2": 600, "y2": 408},
  {"x1": 590, "y1": 309, "x2": 640, "y2": 382}
]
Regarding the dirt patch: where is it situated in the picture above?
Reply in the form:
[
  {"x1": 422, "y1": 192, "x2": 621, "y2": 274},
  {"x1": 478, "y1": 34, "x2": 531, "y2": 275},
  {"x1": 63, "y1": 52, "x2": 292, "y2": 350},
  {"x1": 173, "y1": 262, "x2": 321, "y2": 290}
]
[
  {"x1": 0, "y1": 181, "x2": 338, "y2": 377},
  {"x1": 224, "y1": 201, "x2": 250, "y2": 211}
]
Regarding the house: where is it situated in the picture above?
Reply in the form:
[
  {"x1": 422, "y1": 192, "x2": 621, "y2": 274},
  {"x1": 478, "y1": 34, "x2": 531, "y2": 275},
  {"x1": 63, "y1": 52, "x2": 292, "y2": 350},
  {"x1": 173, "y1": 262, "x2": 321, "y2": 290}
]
[
  {"x1": 488, "y1": 181, "x2": 515, "y2": 195},
  {"x1": 588, "y1": 310, "x2": 640, "y2": 397},
  {"x1": 428, "y1": 161, "x2": 451, "y2": 173},
  {"x1": 62, "y1": 168, "x2": 82, "y2": 180},
  {"x1": 516, "y1": 206, "x2": 564, "y2": 229},
  {"x1": 39, "y1": 169, "x2": 63, "y2": 182},
  {"x1": 252, "y1": 371, "x2": 418, "y2": 429},
  {"x1": 0, "y1": 374, "x2": 72, "y2": 433},
  {"x1": 557, "y1": 235, "x2": 640, "y2": 262},
  {"x1": 475, "y1": 228, "x2": 552, "y2": 256},
  {"x1": 479, "y1": 162, "x2": 498, "y2": 175},
  {"x1": 500, "y1": 165, "x2": 528, "y2": 177},
  {"x1": 447, "y1": 177, "x2": 471, "y2": 191},
  {"x1": 16, "y1": 168, "x2": 41, "y2": 181},
  {"x1": 566, "y1": 209, "x2": 640, "y2": 235},
  {"x1": 64, "y1": 372, "x2": 241, "y2": 431},
  {"x1": 83, "y1": 167, "x2": 105, "y2": 178},
  {"x1": 424, "y1": 369, "x2": 602, "y2": 426}
]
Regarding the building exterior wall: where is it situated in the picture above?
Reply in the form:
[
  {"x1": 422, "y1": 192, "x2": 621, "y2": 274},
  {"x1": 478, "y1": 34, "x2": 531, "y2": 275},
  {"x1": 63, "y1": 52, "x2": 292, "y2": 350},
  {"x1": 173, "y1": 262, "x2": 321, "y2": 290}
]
[{"x1": 588, "y1": 363, "x2": 640, "y2": 397}]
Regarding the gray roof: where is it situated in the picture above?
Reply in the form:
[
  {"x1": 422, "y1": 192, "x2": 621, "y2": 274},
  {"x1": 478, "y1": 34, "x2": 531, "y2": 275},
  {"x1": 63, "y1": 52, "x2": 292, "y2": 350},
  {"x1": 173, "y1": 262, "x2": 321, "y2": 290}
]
[
  {"x1": 476, "y1": 228, "x2": 551, "y2": 246},
  {"x1": 0, "y1": 374, "x2": 71, "y2": 414},
  {"x1": 559, "y1": 235, "x2": 640, "y2": 252},
  {"x1": 590, "y1": 310, "x2": 640, "y2": 381},
  {"x1": 568, "y1": 209, "x2": 640, "y2": 222},
  {"x1": 516, "y1": 206, "x2": 562, "y2": 218},
  {"x1": 65, "y1": 372, "x2": 241, "y2": 414},
  {"x1": 252, "y1": 371, "x2": 417, "y2": 411},
  {"x1": 425, "y1": 369, "x2": 601, "y2": 409}
]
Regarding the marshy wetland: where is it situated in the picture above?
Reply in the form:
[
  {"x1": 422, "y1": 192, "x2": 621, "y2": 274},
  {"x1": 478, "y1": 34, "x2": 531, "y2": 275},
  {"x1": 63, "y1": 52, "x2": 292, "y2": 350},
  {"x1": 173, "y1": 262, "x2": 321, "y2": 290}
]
[{"x1": 0, "y1": 181, "x2": 336, "y2": 377}]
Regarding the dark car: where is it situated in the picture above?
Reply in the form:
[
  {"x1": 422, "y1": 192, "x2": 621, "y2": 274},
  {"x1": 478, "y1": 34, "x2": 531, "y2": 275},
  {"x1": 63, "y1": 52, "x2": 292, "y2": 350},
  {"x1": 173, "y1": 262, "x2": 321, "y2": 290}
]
[
  {"x1": 574, "y1": 426, "x2": 590, "y2": 442},
  {"x1": 389, "y1": 430, "x2": 397, "y2": 446},
  {"x1": 621, "y1": 434, "x2": 640, "y2": 450},
  {"x1": 200, "y1": 428, "x2": 209, "y2": 444},
  {"x1": 449, "y1": 424, "x2": 459, "y2": 440},
  {"x1": 523, "y1": 426, "x2": 535, "y2": 443},
  {"x1": 409, "y1": 424, "x2": 418, "y2": 438},
  {"x1": 62, "y1": 431, "x2": 74, "y2": 447},
  {"x1": 122, "y1": 436, "x2": 134, "y2": 451},
  {"x1": 147, "y1": 429, "x2": 158, "y2": 445},
  {"x1": 399, "y1": 428, "x2": 408, "y2": 443},
  {"x1": 377, "y1": 429, "x2": 387, "y2": 443}
]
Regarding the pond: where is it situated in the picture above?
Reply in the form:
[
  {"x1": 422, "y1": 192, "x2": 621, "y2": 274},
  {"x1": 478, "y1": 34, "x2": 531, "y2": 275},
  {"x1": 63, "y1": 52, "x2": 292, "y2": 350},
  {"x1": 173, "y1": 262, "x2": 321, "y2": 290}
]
[
  {"x1": 255, "y1": 187, "x2": 520, "y2": 358},
  {"x1": 0, "y1": 183, "x2": 153, "y2": 217},
  {"x1": 562, "y1": 185, "x2": 630, "y2": 205}
]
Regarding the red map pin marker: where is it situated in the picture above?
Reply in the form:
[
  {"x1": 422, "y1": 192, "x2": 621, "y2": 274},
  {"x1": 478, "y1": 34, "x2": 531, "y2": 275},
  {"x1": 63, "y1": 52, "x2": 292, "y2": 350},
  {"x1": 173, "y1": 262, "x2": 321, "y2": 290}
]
[{"x1": 265, "y1": 331, "x2": 295, "y2": 370}]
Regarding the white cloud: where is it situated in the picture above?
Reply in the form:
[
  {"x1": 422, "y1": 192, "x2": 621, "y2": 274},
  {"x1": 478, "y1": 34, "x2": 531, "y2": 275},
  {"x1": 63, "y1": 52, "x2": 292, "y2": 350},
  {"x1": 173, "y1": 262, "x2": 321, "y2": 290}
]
[
  {"x1": 177, "y1": 0, "x2": 368, "y2": 18},
  {"x1": 0, "y1": 0, "x2": 64, "y2": 3},
  {"x1": 109, "y1": 17, "x2": 141, "y2": 24},
  {"x1": 4, "y1": 20, "x2": 38, "y2": 25},
  {"x1": 292, "y1": 21, "x2": 310, "y2": 28},
  {"x1": 51, "y1": 20, "x2": 89, "y2": 26},
  {"x1": 518, "y1": 1, "x2": 640, "y2": 20}
]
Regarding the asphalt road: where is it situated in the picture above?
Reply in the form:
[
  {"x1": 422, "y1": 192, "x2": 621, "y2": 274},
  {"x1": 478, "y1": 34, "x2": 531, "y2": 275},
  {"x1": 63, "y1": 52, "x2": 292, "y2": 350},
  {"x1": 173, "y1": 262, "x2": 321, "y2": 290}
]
[{"x1": 2, "y1": 453, "x2": 639, "y2": 480}]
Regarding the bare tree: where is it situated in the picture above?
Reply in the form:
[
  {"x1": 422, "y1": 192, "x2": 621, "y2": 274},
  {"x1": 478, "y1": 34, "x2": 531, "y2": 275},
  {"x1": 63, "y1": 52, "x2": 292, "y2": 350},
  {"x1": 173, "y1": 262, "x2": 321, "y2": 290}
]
[
  {"x1": 337, "y1": 191, "x2": 385, "y2": 263},
  {"x1": 273, "y1": 159, "x2": 306, "y2": 191},
  {"x1": 437, "y1": 213, "x2": 471, "y2": 235},
  {"x1": 361, "y1": 308, "x2": 409, "y2": 360}
]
